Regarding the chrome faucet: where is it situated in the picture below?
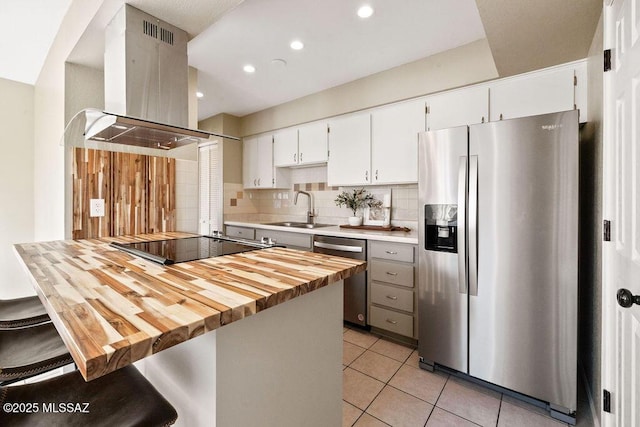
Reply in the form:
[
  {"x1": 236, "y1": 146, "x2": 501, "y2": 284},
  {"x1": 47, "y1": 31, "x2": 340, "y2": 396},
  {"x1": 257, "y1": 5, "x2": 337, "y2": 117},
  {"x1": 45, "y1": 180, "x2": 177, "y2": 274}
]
[{"x1": 294, "y1": 190, "x2": 314, "y2": 224}]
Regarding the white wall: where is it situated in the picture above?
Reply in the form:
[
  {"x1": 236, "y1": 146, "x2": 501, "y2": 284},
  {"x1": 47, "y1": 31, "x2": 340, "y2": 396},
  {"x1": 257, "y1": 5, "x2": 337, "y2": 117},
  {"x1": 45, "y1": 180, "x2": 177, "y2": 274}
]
[
  {"x1": 0, "y1": 78, "x2": 35, "y2": 298},
  {"x1": 33, "y1": 0, "x2": 105, "y2": 241}
]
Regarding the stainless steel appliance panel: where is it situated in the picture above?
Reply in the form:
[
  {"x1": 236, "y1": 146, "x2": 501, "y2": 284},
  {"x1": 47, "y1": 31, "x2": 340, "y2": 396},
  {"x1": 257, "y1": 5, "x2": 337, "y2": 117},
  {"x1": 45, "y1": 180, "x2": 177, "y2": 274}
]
[
  {"x1": 418, "y1": 126, "x2": 469, "y2": 373},
  {"x1": 313, "y1": 235, "x2": 367, "y2": 326},
  {"x1": 468, "y1": 111, "x2": 578, "y2": 411}
]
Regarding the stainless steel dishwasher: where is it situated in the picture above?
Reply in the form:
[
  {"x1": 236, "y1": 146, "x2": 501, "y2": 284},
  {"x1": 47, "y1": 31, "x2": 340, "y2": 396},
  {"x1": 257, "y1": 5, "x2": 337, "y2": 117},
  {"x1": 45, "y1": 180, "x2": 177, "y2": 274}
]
[{"x1": 313, "y1": 235, "x2": 367, "y2": 326}]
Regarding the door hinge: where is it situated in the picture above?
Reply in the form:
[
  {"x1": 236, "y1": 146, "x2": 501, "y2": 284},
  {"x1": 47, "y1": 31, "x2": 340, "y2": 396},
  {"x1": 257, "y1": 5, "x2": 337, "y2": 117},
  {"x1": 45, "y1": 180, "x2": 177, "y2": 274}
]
[
  {"x1": 327, "y1": 126, "x2": 330, "y2": 134},
  {"x1": 604, "y1": 49, "x2": 612, "y2": 72},
  {"x1": 574, "y1": 75, "x2": 577, "y2": 86},
  {"x1": 603, "y1": 389, "x2": 611, "y2": 413},
  {"x1": 604, "y1": 220, "x2": 611, "y2": 241},
  {"x1": 425, "y1": 105, "x2": 430, "y2": 114}
]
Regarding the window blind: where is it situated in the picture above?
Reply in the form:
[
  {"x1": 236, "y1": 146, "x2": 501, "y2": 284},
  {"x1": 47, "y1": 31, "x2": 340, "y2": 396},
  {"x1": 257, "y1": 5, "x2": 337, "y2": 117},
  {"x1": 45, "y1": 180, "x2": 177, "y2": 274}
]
[{"x1": 198, "y1": 143, "x2": 222, "y2": 235}]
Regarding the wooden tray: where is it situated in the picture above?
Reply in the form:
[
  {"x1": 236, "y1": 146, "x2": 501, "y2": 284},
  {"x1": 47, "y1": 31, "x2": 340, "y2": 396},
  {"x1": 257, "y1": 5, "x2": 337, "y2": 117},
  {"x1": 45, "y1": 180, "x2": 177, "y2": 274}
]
[{"x1": 339, "y1": 225, "x2": 411, "y2": 232}]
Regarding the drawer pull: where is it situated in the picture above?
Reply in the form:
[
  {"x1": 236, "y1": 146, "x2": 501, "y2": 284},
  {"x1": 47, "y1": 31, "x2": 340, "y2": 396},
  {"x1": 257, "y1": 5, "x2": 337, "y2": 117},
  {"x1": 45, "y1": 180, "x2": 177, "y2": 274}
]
[
  {"x1": 386, "y1": 272, "x2": 398, "y2": 276},
  {"x1": 385, "y1": 250, "x2": 398, "y2": 255},
  {"x1": 386, "y1": 295, "x2": 398, "y2": 301},
  {"x1": 386, "y1": 319, "x2": 398, "y2": 325}
]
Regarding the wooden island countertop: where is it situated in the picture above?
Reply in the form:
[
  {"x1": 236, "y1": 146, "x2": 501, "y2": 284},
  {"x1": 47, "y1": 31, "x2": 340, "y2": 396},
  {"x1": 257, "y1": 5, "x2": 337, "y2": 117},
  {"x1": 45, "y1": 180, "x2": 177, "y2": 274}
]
[{"x1": 14, "y1": 232, "x2": 366, "y2": 381}]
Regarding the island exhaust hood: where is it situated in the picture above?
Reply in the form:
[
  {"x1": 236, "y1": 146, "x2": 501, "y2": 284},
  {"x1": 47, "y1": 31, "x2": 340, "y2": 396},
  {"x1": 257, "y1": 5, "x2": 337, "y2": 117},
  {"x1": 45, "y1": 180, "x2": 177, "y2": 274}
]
[{"x1": 64, "y1": 5, "x2": 238, "y2": 159}]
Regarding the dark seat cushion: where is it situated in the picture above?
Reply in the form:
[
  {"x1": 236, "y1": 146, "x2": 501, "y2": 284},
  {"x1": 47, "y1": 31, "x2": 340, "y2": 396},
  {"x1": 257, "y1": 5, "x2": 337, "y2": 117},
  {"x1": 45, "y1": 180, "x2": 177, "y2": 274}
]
[
  {"x1": 0, "y1": 296, "x2": 49, "y2": 328},
  {"x1": 0, "y1": 322, "x2": 72, "y2": 383},
  {"x1": 0, "y1": 365, "x2": 178, "y2": 426}
]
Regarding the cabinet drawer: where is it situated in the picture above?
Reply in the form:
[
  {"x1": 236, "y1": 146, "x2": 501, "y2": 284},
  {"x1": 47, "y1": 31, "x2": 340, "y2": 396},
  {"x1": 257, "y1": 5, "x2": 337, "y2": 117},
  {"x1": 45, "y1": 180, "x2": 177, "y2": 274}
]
[
  {"x1": 369, "y1": 306, "x2": 413, "y2": 337},
  {"x1": 255, "y1": 230, "x2": 312, "y2": 250},
  {"x1": 371, "y1": 283, "x2": 413, "y2": 312},
  {"x1": 370, "y1": 241, "x2": 414, "y2": 263},
  {"x1": 371, "y1": 260, "x2": 414, "y2": 287},
  {"x1": 225, "y1": 226, "x2": 255, "y2": 240}
]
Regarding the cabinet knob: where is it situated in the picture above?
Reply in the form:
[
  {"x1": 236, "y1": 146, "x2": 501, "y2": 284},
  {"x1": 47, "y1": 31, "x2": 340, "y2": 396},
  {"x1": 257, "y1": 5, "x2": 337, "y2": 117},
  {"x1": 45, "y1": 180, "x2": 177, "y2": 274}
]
[
  {"x1": 294, "y1": 153, "x2": 297, "y2": 162},
  {"x1": 386, "y1": 319, "x2": 398, "y2": 325},
  {"x1": 253, "y1": 179, "x2": 257, "y2": 186},
  {"x1": 386, "y1": 272, "x2": 398, "y2": 276},
  {"x1": 257, "y1": 178, "x2": 261, "y2": 186},
  {"x1": 375, "y1": 169, "x2": 379, "y2": 181},
  {"x1": 385, "y1": 250, "x2": 398, "y2": 255},
  {"x1": 300, "y1": 152, "x2": 303, "y2": 162},
  {"x1": 386, "y1": 295, "x2": 398, "y2": 301},
  {"x1": 365, "y1": 170, "x2": 369, "y2": 181}
]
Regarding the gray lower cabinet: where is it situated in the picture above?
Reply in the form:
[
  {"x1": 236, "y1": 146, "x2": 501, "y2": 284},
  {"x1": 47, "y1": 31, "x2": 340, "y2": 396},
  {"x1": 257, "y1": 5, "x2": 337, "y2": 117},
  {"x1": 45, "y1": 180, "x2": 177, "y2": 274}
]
[
  {"x1": 368, "y1": 241, "x2": 417, "y2": 340},
  {"x1": 225, "y1": 225, "x2": 256, "y2": 240},
  {"x1": 255, "y1": 229, "x2": 312, "y2": 251}
]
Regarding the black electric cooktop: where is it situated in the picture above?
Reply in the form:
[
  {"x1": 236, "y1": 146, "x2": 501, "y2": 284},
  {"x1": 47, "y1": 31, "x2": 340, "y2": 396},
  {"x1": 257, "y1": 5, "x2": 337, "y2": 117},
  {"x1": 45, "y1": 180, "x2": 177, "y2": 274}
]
[{"x1": 110, "y1": 236, "x2": 273, "y2": 265}]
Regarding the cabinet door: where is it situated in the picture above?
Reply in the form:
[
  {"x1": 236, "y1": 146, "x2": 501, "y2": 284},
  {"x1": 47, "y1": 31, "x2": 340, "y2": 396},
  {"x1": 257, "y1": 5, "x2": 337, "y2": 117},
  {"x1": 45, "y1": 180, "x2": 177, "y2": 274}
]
[
  {"x1": 371, "y1": 99, "x2": 424, "y2": 184},
  {"x1": 242, "y1": 136, "x2": 258, "y2": 188},
  {"x1": 273, "y1": 128, "x2": 299, "y2": 167},
  {"x1": 256, "y1": 134, "x2": 274, "y2": 188},
  {"x1": 298, "y1": 121, "x2": 328, "y2": 165},
  {"x1": 426, "y1": 86, "x2": 489, "y2": 131},
  {"x1": 327, "y1": 113, "x2": 371, "y2": 186},
  {"x1": 489, "y1": 66, "x2": 575, "y2": 121}
]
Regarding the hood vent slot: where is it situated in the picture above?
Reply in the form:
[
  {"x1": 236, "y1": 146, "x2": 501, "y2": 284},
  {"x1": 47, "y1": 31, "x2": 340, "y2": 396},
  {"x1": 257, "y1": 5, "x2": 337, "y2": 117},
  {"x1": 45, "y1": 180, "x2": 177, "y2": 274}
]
[
  {"x1": 143, "y1": 20, "x2": 158, "y2": 39},
  {"x1": 142, "y1": 19, "x2": 174, "y2": 45},
  {"x1": 161, "y1": 28, "x2": 174, "y2": 45}
]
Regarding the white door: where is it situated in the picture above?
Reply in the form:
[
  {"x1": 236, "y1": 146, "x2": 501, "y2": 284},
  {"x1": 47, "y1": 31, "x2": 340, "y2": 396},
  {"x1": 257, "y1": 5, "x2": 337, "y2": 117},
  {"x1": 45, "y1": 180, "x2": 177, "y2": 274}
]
[
  {"x1": 603, "y1": 0, "x2": 640, "y2": 426},
  {"x1": 242, "y1": 136, "x2": 258, "y2": 189}
]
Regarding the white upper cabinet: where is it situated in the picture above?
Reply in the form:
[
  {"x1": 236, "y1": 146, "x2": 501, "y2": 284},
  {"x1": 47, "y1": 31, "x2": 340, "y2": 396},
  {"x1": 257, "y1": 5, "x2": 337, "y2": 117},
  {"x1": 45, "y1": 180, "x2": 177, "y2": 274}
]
[
  {"x1": 573, "y1": 60, "x2": 588, "y2": 122},
  {"x1": 273, "y1": 122, "x2": 328, "y2": 167},
  {"x1": 371, "y1": 99, "x2": 425, "y2": 184},
  {"x1": 273, "y1": 128, "x2": 299, "y2": 167},
  {"x1": 426, "y1": 86, "x2": 489, "y2": 131},
  {"x1": 298, "y1": 121, "x2": 328, "y2": 165},
  {"x1": 327, "y1": 113, "x2": 371, "y2": 186},
  {"x1": 243, "y1": 134, "x2": 289, "y2": 189},
  {"x1": 242, "y1": 135, "x2": 259, "y2": 188},
  {"x1": 489, "y1": 65, "x2": 575, "y2": 121}
]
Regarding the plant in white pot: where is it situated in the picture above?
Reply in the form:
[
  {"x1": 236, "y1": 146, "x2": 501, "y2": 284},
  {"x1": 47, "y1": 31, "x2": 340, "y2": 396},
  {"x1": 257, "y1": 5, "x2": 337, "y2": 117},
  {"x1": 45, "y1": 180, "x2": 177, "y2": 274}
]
[{"x1": 334, "y1": 188, "x2": 382, "y2": 226}]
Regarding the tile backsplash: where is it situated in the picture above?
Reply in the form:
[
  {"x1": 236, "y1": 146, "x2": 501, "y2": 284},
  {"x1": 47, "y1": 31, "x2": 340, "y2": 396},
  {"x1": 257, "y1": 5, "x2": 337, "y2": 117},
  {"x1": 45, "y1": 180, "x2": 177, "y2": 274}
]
[{"x1": 224, "y1": 166, "x2": 418, "y2": 229}]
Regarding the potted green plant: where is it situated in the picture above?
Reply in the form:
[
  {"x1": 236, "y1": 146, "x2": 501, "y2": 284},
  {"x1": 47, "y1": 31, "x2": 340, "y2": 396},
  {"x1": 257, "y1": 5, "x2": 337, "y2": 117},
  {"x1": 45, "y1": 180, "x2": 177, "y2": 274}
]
[{"x1": 334, "y1": 188, "x2": 381, "y2": 226}]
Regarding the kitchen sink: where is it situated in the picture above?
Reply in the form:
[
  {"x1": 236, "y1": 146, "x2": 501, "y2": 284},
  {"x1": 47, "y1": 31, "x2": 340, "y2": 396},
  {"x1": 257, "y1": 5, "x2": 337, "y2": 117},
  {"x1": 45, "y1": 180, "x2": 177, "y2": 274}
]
[{"x1": 266, "y1": 222, "x2": 333, "y2": 229}]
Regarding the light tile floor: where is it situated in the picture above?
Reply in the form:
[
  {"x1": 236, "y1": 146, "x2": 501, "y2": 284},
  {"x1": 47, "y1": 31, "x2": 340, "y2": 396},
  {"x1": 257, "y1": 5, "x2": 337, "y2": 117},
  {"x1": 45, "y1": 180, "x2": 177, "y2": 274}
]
[{"x1": 342, "y1": 326, "x2": 596, "y2": 427}]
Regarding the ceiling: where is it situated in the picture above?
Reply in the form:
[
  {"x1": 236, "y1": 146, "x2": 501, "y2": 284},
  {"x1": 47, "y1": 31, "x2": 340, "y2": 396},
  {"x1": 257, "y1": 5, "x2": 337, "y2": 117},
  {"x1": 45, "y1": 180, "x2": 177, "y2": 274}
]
[
  {"x1": 0, "y1": 0, "x2": 72, "y2": 84},
  {"x1": 1, "y1": 0, "x2": 601, "y2": 119}
]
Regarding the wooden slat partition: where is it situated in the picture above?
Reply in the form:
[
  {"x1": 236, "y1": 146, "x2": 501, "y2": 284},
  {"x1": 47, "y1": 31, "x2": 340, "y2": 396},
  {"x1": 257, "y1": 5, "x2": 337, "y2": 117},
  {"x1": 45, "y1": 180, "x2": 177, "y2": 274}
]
[
  {"x1": 72, "y1": 149, "x2": 176, "y2": 239},
  {"x1": 72, "y1": 148, "x2": 111, "y2": 239}
]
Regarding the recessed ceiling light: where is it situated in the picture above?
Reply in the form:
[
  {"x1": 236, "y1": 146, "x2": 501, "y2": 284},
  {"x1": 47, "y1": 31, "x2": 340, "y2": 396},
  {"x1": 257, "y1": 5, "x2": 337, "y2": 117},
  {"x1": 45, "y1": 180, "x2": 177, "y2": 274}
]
[
  {"x1": 196, "y1": 91, "x2": 204, "y2": 98},
  {"x1": 290, "y1": 40, "x2": 304, "y2": 50},
  {"x1": 243, "y1": 64, "x2": 256, "y2": 73},
  {"x1": 357, "y1": 5, "x2": 374, "y2": 18}
]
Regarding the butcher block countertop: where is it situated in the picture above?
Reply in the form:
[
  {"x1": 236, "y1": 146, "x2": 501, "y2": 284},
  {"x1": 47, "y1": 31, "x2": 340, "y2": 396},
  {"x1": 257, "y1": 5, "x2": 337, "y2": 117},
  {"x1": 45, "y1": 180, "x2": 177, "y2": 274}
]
[{"x1": 14, "y1": 232, "x2": 366, "y2": 381}]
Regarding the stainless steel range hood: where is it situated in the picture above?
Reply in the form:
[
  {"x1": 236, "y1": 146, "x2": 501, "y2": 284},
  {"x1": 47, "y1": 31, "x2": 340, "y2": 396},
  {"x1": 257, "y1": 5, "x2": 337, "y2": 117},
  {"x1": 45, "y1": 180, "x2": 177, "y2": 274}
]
[{"x1": 64, "y1": 5, "x2": 238, "y2": 159}]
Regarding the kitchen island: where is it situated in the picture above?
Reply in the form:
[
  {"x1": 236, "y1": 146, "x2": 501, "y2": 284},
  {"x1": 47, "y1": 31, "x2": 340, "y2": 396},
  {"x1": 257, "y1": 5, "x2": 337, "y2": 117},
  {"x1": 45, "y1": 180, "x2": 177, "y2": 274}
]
[{"x1": 14, "y1": 232, "x2": 366, "y2": 426}]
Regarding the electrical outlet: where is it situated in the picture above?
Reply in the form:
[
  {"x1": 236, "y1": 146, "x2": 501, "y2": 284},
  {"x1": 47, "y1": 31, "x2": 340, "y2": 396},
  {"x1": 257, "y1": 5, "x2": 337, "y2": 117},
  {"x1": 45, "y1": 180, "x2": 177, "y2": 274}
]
[{"x1": 90, "y1": 199, "x2": 105, "y2": 217}]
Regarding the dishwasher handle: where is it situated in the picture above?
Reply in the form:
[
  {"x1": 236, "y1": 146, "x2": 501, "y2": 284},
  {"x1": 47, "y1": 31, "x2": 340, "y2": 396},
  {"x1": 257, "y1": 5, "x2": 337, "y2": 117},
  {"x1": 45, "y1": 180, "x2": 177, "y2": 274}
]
[{"x1": 313, "y1": 241, "x2": 363, "y2": 253}]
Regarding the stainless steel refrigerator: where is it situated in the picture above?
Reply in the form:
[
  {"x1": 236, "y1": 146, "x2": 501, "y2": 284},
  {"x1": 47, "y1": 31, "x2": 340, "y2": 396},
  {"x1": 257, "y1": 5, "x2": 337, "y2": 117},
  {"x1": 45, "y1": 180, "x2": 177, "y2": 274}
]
[{"x1": 417, "y1": 110, "x2": 578, "y2": 420}]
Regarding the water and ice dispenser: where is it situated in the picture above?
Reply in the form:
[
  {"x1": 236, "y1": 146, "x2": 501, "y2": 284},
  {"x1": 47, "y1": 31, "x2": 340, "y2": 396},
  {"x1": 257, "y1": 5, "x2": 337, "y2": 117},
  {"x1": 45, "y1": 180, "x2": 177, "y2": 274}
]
[{"x1": 424, "y1": 204, "x2": 457, "y2": 253}]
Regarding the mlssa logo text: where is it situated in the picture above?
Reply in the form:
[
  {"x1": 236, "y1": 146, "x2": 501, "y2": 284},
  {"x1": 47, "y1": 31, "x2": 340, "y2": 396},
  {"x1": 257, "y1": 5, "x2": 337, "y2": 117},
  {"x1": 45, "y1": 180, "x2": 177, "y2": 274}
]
[{"x1": 43, "y1": 402, "x2": 90, "y2": 413}]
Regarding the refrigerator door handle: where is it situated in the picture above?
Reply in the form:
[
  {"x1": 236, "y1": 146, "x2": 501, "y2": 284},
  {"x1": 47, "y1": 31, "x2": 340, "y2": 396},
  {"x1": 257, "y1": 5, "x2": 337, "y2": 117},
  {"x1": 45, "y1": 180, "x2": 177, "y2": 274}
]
[
  {"x1": 468, "y1": 155, "x2": 479, "y2": 296},
  {"x1": 457, "y1": 156, "x2": 467, "y2": 294}
]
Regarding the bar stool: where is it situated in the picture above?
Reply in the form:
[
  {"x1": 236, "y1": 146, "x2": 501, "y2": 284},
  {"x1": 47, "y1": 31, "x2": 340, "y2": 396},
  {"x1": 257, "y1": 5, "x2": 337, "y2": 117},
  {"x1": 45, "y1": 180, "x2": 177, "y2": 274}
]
[
  {"x1": 0, "y1": 364, "x2": 178, "y2": 426},
  {"x1": 0, "y1": 322, "x2": 73, "y2": 386},
  {"x1": 0, "y1": 296, "x2": 49, "y2": 328}
]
